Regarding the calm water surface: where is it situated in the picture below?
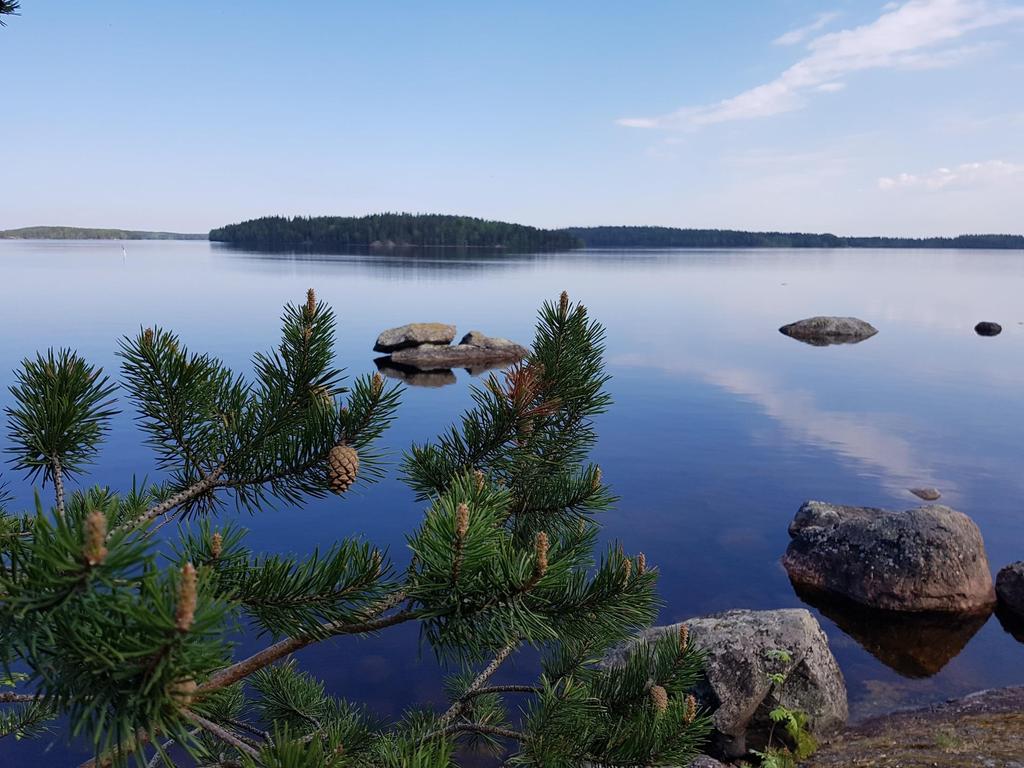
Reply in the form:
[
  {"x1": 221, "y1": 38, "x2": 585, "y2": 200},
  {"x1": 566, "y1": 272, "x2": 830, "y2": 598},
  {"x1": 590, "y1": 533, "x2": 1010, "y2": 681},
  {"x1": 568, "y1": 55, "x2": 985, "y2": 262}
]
[{"x1": 2, "y1": 240, "x2": 1023, "y2": 763}]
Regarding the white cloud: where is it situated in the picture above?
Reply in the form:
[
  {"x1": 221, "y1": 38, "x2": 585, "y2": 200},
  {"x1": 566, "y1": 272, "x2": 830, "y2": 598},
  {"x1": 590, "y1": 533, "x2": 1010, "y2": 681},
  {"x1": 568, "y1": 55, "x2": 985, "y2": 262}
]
[
  {"x1": 773, "y1": 11, "x2": 842, "y2": 46},
  {"x1": 617, "y1": 0, "x2": 1024, "y2": 129},
  {"x1": 878, "y1": 159, "x2": 1024, "y2": 190},
  {"x1": 815, "y1": 81, "x2": 847, "y2": 92}
]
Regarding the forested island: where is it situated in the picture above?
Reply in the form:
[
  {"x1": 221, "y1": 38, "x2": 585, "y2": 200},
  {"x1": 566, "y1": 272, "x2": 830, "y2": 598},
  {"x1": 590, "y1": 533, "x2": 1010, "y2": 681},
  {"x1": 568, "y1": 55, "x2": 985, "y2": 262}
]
[
  {"x1": 0, "y1": 226, "x2": 206, "y2": 240},
  {"x1": 209, "y1": 214, "x2": 582, "y2": 250},
  {"x1": 564, "y1": 226, "x2": 1024, "y2": 250},
  {"x1": 209, "y1": 215, "x2": 1024, "y2": 251}
]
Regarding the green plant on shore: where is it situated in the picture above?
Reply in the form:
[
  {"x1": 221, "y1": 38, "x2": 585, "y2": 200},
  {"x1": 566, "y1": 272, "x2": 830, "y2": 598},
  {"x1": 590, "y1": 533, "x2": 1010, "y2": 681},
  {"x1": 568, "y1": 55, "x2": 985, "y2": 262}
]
[
  {"x1": 0, "y1": 291, "x2": 711, "y2": 766},
  {"x1": 749, "y1": 648, "x2": 817, "y2": 768}
]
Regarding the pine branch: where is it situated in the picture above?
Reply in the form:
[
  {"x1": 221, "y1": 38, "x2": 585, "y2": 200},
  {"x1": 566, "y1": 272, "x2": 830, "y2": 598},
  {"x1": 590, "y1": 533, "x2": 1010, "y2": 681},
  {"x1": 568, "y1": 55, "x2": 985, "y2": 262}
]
[
  {"x1": 112, "y1": 466, "x2": 225, "y2": 537},
  {"x1": 199, "y1": 592, "x2": 413, "y2": 693},
  {"x1": 437, "y1": 640, "x2": 518, "y2": 727},
  {"x1": 182, "y1": 709, "x2": 260, "y2": 760},
  {"x1": 52, "y1": 455, "x2": 66, "y2": 517}
]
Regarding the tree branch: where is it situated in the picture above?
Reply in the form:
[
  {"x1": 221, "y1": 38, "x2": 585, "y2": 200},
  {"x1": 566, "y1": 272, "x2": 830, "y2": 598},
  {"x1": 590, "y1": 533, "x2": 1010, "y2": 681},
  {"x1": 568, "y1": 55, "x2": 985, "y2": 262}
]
[
  {"x1": 437, "y1": 641, "x2": 519, "y2": 727},
  {"x1": 0, "y1": 692, "x2": 39, "y2": 703},
  {"x1": 52, "y1": 455, "x2": 66, "y2": 517},
  {"x1": 111, "y1": 466, "x2": 224, "y2": 537},
  {"x1": 198, "y1": 592, "x2": 412, "y2": 693},
  {"x1": 432, "y1": 721, "x2": 527, "y2": 742},
  {"x1": 182, "y1": 709, "x2": 260, "y2": 760}
]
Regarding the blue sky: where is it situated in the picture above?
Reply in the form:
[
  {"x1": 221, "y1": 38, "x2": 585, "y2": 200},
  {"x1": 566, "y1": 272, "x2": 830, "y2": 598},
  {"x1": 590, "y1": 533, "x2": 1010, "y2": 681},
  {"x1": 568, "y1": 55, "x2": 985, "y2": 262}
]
[{"x1": 2, "y1": 0, "x2": 1022, "y2": 235}]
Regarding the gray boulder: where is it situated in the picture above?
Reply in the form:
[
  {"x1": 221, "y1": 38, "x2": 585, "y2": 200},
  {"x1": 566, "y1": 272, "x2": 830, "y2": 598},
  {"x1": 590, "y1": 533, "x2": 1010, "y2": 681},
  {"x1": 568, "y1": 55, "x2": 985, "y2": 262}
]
[
  {"x1": 373, "y1": 323, "x2": 456, "y2": 352},
  {"x1": 996, "y1": 562, "x2": 1024, "y2": 620},
  {"x1": 779, "y1": 316, "x2": 877, "y2": 346},
  {"x1": 783, "y1": 501, "x2": 996, "y2": 613},
  {"x1": 607, "y1": 609, "x2": 847, "y2": 760},
  {"x1": 459, "y1": 330, "x2": 527, "y2": 352}
]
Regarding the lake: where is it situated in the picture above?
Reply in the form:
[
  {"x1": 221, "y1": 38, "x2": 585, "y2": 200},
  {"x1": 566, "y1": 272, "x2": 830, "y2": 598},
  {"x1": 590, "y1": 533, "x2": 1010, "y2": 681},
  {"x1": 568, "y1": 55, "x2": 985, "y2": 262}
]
[{"x1": 2, "y1": 239, "x2": 1023, "y2": 763}]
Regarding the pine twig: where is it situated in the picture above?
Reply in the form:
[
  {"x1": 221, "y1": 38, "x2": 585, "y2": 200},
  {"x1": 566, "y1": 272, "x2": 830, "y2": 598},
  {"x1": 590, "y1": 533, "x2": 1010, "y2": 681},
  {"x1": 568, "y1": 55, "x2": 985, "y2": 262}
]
[
  {"x1": 437, "y1": 641, "x2": 519, "y2": 728},
  {"x1": 182, "y1": 709, "x2": 260, "y2": 760},
  {"x1": 0, "y1": 692, "x2": 39, "y2": 703},
  {"x1": 52, "y1": 455, "x2": 66, "y2": 517},
  {"x1": 112, "y1": 467, "x2": 224, "y2": 537}
]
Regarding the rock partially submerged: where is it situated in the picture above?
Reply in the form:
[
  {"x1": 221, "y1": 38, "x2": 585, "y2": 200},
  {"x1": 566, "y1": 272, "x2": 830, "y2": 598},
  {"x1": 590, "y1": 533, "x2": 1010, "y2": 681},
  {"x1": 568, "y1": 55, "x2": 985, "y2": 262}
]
[
  {"x1": 606, "y1": 609, "x2": 848, "y2": 760},
  {"x1": 779, "y1": 316, "x2": 878, "y2": 346},
  {"x1": 909, "y1": 487, "x2": 942, "y2": 501},
  {"x1": 975, "y1": 321, "x2": 1002, "y2": 337},
  {"x1": 783, "y1": 501, "x2": 996, "y2": 614},
  {"x1": 388, "y1": 331, "x2": 528, "y2": 369},
  {"x1": 996, "y1": 562, "x2": 1024, "y2": 621},
  {"x1": 373, "y1": 323, "x2": 456, "y2": 353}
]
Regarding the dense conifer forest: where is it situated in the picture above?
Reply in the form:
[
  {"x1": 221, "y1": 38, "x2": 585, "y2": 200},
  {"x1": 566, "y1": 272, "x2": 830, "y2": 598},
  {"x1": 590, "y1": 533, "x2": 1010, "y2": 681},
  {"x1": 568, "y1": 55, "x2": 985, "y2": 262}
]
[
  {"x1": 209, "y1": 214, "x2": 583, "y2": 250},
  {"x1": 209, "y1": 216, "x2": 1023, "y2": 252},
  {"x1": 564, "y1": 226, "x2": 1024, "y2": 250}
]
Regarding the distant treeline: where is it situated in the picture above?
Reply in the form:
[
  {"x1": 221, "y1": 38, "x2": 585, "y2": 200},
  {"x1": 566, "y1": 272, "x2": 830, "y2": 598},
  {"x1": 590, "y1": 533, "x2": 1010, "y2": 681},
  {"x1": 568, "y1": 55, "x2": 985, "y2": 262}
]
[
  {"x1": 0, "y1": 226, "x2": 206, "y2": 240},
  {"x1": 564, "y1": 226, "x2": 1024, "y2": 250},
  {"x1": 210, "y1": 214, "x2": 582, "y2": 250}
]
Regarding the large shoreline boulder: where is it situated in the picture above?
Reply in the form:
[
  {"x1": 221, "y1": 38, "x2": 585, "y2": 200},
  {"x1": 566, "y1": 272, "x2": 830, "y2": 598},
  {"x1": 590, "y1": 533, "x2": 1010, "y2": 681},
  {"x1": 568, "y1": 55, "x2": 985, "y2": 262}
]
[
  {"x1": 783, "y1": 501, "x2": 996, "y2": 614},
  {"x1": 779, "y1": 316, "x2": 877, "y2": 346},
  {"x1": 373, "y1": 322, "x2": 456, "y2": 352},
  {"x1": 606, "y1": 609, "x2": 848, "y2": 760}
]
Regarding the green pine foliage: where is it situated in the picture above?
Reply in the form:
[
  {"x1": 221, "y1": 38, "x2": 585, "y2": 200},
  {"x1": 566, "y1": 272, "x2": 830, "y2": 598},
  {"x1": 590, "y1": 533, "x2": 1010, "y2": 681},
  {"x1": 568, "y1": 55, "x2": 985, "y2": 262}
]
[{"x1": 0, "y1": 290, "x2": 710, "y2": 766}]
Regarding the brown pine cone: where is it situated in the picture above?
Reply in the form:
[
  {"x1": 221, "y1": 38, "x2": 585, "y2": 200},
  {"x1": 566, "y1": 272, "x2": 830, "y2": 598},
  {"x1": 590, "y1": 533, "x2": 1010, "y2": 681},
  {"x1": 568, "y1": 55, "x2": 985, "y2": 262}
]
[{"x1": 327, "y1": 444, "x2": 359, "y2": 494}]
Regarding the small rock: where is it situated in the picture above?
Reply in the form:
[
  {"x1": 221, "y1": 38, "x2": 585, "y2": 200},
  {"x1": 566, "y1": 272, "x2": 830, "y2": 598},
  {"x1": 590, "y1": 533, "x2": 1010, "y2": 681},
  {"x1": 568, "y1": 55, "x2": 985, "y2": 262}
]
[
  {"x1": 459, "y1": 330, "x2": 526, "y2": 352},
  {"x1": 996, "y1": 562, "x2": 1024, "y2": 620},
  {"x1": 909, "y1": 487, "x2": 942, "y2": 501},
  {"x1": 605, "y1": 609, "x2": 848, "y2": 760},
  {"x1": 688, "y1": 757, "x2": 729, "y2": 768},
  {"x1": 779, "y1": 316, "x2": 878, "y2": 346},
  {"x1": 975, "y1": 321, "x2": 1002, "y2": 336},
  {"x1": 373, "y1": 323, "x2": 456, "y2": 352},
  {"x1": 783, "y1": 501, "x2": 996, "y2": 613}
]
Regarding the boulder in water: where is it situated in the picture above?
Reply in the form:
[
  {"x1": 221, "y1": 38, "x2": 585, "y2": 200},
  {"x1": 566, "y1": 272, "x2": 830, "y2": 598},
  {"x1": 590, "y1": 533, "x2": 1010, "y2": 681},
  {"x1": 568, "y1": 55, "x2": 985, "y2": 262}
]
[
  {"x1": 783, "y1": 501, "x2": 996, "y2": 613},
  {"x1": 975, "y1": 321, "x2": 1002, "y2": 337},
  {"x1": 779, "y1": 316, "x2": 878, "y2": 345},
  {"x1": 373, "y1": 323, "x2": 456, "y2": 352}
]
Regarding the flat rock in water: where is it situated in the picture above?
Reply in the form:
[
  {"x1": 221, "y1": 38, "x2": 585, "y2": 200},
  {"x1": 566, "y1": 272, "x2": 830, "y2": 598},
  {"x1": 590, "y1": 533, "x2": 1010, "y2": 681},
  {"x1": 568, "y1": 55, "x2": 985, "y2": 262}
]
[
  {"x1": 909, "y1": 487, "x2": 941, "y2": 501},
  {"x1": 779, "y1": 316, "x2": 878, "y2": 346},
  {"x1": 783, "y1": 501, "x2": 996, "y2": 613},
  {"x1": 975, "y1": 321, "x2": 1002, "y2": 336},
  {"x1": 390, "y1": 333, "x2": 528, "y2": 369},
  {"x1": 605, "y1": 609, "x2": 848, "y2": 760},
  {"x1": 996, "y1": 562, "x2": 1024, "y2": 621},
  {"x1": 373, "y1": 323, "x2": 456, "y2": 352}
]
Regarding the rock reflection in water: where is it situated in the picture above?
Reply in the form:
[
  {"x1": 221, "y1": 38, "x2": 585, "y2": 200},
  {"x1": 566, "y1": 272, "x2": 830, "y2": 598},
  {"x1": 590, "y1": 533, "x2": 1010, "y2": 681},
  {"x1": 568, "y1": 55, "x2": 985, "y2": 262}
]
[
  {"x1": 374, "y1": 359, "x2": 456, "y2": 388},
  {"x1": 374, "y1": 357, "x2": 518, "y2": 388},
  {"x1": 792, "y1": 583, "x2": 991, "y2": 678},
  {"x1": 996, "y1": 606, "x2": 1024, "y2": 644}
]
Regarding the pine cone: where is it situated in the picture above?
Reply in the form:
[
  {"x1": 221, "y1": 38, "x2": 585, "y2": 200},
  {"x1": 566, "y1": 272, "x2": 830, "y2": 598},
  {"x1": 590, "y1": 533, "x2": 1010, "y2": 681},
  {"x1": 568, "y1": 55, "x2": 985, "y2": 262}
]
[{"x1": 327, "y1": 444, "x2": 359, "y2": 494}]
